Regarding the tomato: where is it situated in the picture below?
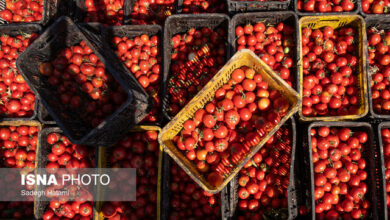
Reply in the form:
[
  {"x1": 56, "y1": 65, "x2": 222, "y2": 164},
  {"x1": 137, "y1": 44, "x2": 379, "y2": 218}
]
[{"x1": 202, "y1": 114, "x2": 216, "y2": 128}]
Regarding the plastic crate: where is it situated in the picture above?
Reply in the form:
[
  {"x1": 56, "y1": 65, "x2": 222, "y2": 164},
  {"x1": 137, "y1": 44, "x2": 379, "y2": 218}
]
[
  {"x1": 366, "y1": 17, "x2": 390, "y2": 119},
  {"x1": 294, "y1": 0, "x2": 359, "y2": 16},
  {"x1": 162, "y1": 14, "x2": 230, "y2": 121},
  {"x1": 304, "y1": 122, "x2": 384, "y2": 219},
  {"x1": 227, "y1": 0, "x2": 290, "y2": 14},
  {"x1": 377, "y1": 122, "x2": 390, "y2": 219},
  {"x1": 0, "y1": 23, "x2": 41, "y2": 121},
  {"x1": 229, "y1": 11, "x2": 299, "y2": 90},
  {"x1": 0, "y1": 0, "x2": 50, "y2": 25},
  {"x1": 298, "y1": 15, "x2": 368, "y2": 121},
  {"x1": 160, "y1": 152, "x2": 228, "y2": 220},
  {"x1": 103, "y1": 25, "x2": 164, "y2": 126},
  {"x1": 159, "y1": 49, "x2": 300, "y2": 193},
  {"x1": 94, "y1": 126, "x2": 163, "y2": 220},
  {"x1": 16, "y1": 16, "x2": 152, "y2": 146},
  {"x1": 34, "y1": 127, "x2": 98, "y2": 219},
  {"x1": 224, "y1": 117, "x2": 297, "y2": 220}
]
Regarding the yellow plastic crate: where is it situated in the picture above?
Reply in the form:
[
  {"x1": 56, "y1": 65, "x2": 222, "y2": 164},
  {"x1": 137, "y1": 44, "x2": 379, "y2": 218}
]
[
  {"x1": 298, "y1": 15, "x2": 368, "y2": 121},
  {"x1": 159, "y1": 49, "x2": 300, "y2": 193},
  {"x1": 95, "y1": 126, "x2": 163, "y2": 220}
]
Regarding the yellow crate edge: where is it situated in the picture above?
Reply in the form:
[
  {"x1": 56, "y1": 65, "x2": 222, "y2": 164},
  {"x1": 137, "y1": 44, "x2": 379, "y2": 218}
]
[
  {"x1": 159, "y1": 49, "x2": 301, "y2": 193},
  {"x1": 297, "y1": 15, "x2": 368, "y2": 121},
  {"x1": 95, "y1": 125, "x2": 162, "y2": 220}
]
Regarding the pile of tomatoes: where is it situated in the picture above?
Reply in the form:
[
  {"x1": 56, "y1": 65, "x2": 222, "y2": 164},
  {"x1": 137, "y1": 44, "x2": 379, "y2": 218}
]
[
  {"x1": 101, "y1": 130, "x2": 160, "y2": 219},
  {"x1": 45, "y1": 132, "x2": 95, "y2": 172},
  {"x1": 0, "y1": 125, "x2": 38, "y2": 219},
  {"x1": 173, "y1": 66, "x2": 291, "y2": 187},
  {"x1": 111, "y1": 34, "x2": 162, "y2": 124},
  {"x1": 0, "y1": 33, "x2": 38, "y2": 118},
  {"x1": 42, "y1": 132, "x2": 95, "y2": 220},
  {"x1": 129, "y1": 0, "x2": 175, "y2": 25},
  {"x1": 0, "y1": 202, "x2": 34, "y2": 219},
  {"x1": 168, "y1": 27, "x2": 227, "y2": 117},
  {"x1": 362, "y1": 0, "x2": 390, "y2": 14},
  {"x1": 83, "y1": 0, "x2": 124, "y2": 26},
  {"x1": 296, "y1": 0, "x2": 355, "y2": 13},
  {"x1": 43, "y1": 201, "x2": 93, "y2": 220},
  {"x1": 39, "y1": 40, "x2": 128, "y2": 128},
  {"x1": 311, "y1": 126, "x2": 370, "y2": 219},
  {"x1": 169, "y1": 162, "x2": 221, "y2": 220},
  {"x1": 368, "y1": 27, "x2": 390, "y2": 114},
  {"x1": 0, "y1": 125, "x2": 38, "y2": 168},
  {"x1": 235, "y1": 21, "x2": 295, "y2": 88},
  {"x1": 381, "y1": 128, "x2": 390, "y2": 213},
  {"x1": 301, "y1": 26, "x2": 361, "y2": 117},
  {"x1": 0, "y1": 0, "x2": 43, "y2": 23},
  {"x1": 236, "y1": 125, "x2": 292, "y2": 220},
  {"x1": 182, "y1": 0, "x2": 226, "y2": 13}
]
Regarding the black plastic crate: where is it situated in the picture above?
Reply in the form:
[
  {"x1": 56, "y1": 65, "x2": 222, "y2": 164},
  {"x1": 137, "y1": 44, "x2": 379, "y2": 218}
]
[
  {"x1": 16, "y1": 16, "x2": 152, "y2": 146},
  {"x1": 224, "y1": 117, "x2": 297, "y2": 219},
  {"x1": 365, "y1": 17, "x2": 390, "y2": 120},
  {"x1": 103, "y1": 25, "x2": 164, "y2": 126},
  {"x1": 160, "y1": 152, "x2": 228, "y2": 220},
  {"x1": 0, "y1": 0, "x2": 50, "y2": 25},
  {"x1": 227, "y1": 0, "x2": 290, "y2": 14},
  {"x1": 377, "y1": 122, "x2": 390, "y2": 219},
  {"x1": 0, "y1": 24, "x2": 41, "y2": 121},
  {"x1": 293, "y1": 0, "x2": 359, "y2": 16},
  {"x1": 229, "y1": 11, "x2": 299, "y2": 90},
  {"x1": 303, "y1": 121, "x2": 384, "y2": 220},
  {"x1": 162, "y1": 14, "x2": 230, "y2": 121},
  {"x1": 34, "y1": 127, "x2": 98, "y2": 219}
]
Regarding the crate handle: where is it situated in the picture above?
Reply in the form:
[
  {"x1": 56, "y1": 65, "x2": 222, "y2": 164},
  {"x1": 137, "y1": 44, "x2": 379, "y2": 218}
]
[{"x1": 319, "y1": 19, "x2": 340, "y2": 22}]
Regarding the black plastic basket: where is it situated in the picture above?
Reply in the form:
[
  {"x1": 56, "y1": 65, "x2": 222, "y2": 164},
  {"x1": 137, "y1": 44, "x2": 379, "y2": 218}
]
[
  {"x1": 377, "y1": 121, "x2": 390, "y2": 219},
  {"x1": 303, "y1": 121, "x2": 384, "y2": 220},
  {"x1": 36, "y1": 22, "x2": 102, "y2": 126},
  {"x1": 227, "y1": 0, "x2": 290, "y2": 14},
  {"x1": 365, "y1": 17, "x2": 390, "y2": 120},
  {"x1": 293, "y1": 0, "x2": 359, "y2": 16},
  {"x1": 102, "y1": 25, "x2": 164, "y2": 126},
  {"x1": 34, "y1": 127, "x2": 98, "y2": 219},
  {"x1": 162, "y1": 14, "x2": 230, "y2": 121},
  {"x1": 16, "y1": 16, "x2": 152, "y2": 146},
  {"x1": 0, "y1": 0, "x2": 50, "y2": 25},
  {"x1": 224, "y1": 117, "x2": 297, "y2": 220},
  {"x1": 160, "y1": 152, "x2": 228, "y2": 220},
  {"x1": 0, "y1": 24, "x2": 42, "y2": 121},
  {"x1": 229, "y1": 11, "x2": 299, "y2": 90}
]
